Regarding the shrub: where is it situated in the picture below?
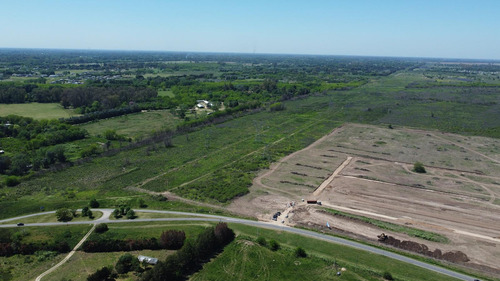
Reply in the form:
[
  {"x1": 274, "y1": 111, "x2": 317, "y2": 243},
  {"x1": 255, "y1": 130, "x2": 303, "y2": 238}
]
[
  {"x1": 89, "y1": 199, "x2": 100, "y2": 208},
  {"x1": 80, "y1": 144, "x2": 101, "y2": 158},
  {"x1": 87, "y1": 266, "x2": 116, "y2": 281},
  {"x1": 151, "y1": 194, "x2": 167, "y2": 201},
  {"x1": 112, "y1": 209, "x2": 121, "y2": 219},
  {"x1": 270, "y1": 102, "x2": 285, "y2": 111},
  {"x1": 81, "y1": 207, "x2": 90, "y2": 217},
  {"x1": 104, "y1": 130, "x2": 120, "y2": 141},
  {"x1": 160, "y1": 230, "x2": 185, "y2": 250},
  {"x1": 35, "y1": 250, "x2": 58, "y2": 262},
  {"x1": 214, "y1": 223, "x2": 235, "y2": 245},
  {"x1": 413, "y1": 162, "x2": 426, "y2": 173},
  {"x1": 4, "y1": 176, "x2": 20, "y2": 187},
  {"x1": 294, "y1": 247, "x2": 307, "y2": 258},
  {"x1": 55, "y1": 208, "x2": 73, "y2": 222},
  {"x1": 269, "y1": 239, "x2": 280, "y2": 251},
  {"x1": 95, "y1": 223, "x2": 109, "y2": 233},
  {"x1": 383, "y1": 271, "x2": 394, "y2": 280},
  {"x1": 115, "y1": 253, "x2": 141, "y2": 274},
  {"x1": 126, "y1": 209, "x2": 136, "y2": 219},
  {"x1": 256, "y1": 237, "x2": 267, "y2": 246}
]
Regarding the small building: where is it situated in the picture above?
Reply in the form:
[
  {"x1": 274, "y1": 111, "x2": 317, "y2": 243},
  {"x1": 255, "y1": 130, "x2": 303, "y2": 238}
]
[
  {"x1": 138, "y1": 255, "x2": 158, "y2": 265},
  {"x1": 196, "y1": 100, "x2": 213, "y2": 109}
]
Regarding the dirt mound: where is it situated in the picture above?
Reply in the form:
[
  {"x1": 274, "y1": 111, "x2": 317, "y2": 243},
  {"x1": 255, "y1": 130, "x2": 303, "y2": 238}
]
[{"x1": 377, "y1": 233, "x2": 469, "y2": 263}]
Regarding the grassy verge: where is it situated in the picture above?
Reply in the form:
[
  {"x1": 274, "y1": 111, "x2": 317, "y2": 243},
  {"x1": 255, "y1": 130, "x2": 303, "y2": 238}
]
[
  {"x1": 109, "y1": 211, "x2": 193, "y2": 220},
  {"x1": 322, "y1": 207, "x2": 449, "y2": 243},
  {"x1": 0, "y1": 211, "x2": 103, "y2": 224},
  {"x1": 86, "y1": 221, "x2": 211, "y2": 241}
]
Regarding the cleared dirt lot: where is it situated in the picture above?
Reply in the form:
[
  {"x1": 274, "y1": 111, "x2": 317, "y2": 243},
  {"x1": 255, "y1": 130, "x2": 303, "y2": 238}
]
[{"x1": 229, "y1": 123, "x2": 500, "y2": 275}]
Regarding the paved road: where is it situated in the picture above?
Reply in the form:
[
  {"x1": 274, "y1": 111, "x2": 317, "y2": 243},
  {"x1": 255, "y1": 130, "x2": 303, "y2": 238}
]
[{"x1": 1, "y1": 209, "x2": 479, "y2": 281}]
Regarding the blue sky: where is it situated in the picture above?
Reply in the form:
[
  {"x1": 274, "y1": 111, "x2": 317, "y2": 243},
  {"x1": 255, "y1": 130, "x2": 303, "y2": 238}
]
[{"x1": 1, "y1": 0, "x2": 499, "y2": 59}]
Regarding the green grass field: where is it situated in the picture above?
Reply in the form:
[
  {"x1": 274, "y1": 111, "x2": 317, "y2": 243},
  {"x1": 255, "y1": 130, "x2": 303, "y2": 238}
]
[
  {"x1": 80, "y1": 110, "x2": 179, "y2": 139},
  {"x1": 0, "y1": 103, "x2": 80, "y2": 119},
  {"x1": 157, "y1": 89, "x2": 174, "y2": 97}
]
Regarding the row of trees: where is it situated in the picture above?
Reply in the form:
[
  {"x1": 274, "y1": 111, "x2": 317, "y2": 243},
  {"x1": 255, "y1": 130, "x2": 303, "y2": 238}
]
[
  {"x1": 82, "y1": 229, "x2": 186, "y2": 253},
  {"x1": 64, "y1": 105, "x2": 142, "y2": 124},
  {"x1": 60, "y1": 86, "x2": 156, "y2": 110},
  {"x1": 0, "y1": 83, "x2": 157, "y2": 108},
  {"x1": 55, "y1": 199, "x2": 99, "y2": 222}
]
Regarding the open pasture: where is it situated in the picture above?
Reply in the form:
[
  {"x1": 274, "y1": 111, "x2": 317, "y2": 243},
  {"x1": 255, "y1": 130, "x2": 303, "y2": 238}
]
[
  {"x1": 80, "y1": 110, "x2": 179, "y2": 139},
  {"x1": 0, "y1": 103, "x2": 79, "y2": 119}
]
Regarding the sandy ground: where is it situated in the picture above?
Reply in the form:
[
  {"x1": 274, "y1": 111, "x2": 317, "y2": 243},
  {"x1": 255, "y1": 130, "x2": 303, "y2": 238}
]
[{"x1": 228, "y1": 123, "x2": 500, "y2": 275}]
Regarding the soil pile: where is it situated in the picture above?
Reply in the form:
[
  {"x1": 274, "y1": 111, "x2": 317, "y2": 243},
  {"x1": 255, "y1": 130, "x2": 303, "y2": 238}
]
[{"x1": 377, "y1": 233, "x2": 469, "y2": 263}]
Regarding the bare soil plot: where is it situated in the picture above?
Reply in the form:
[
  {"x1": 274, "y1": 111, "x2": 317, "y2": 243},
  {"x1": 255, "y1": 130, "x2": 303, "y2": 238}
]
[{"x1": 229, "y1": 123, "x2": 500, "y2": 275}]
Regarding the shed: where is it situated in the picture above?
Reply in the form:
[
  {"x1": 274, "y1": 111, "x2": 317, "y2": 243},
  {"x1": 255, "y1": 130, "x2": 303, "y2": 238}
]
[{"x1": 138, "y1": 255, "x2": 158, "y2": 265}]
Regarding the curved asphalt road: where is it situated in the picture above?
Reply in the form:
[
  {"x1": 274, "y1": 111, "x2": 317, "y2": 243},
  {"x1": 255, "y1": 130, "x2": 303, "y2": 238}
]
[{"x1": 0, "y1": 209, "x2": 479, "y2": 281}]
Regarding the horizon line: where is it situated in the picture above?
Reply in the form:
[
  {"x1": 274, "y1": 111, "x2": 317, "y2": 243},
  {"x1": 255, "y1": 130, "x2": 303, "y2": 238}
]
[{"x1": 1, "y1": 47, "x2": 499, "y2": 63}]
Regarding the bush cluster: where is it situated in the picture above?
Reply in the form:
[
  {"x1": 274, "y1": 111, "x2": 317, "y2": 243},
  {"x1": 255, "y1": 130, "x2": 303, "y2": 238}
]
[
  {"x1": 0, "y1": 241, "x2": 70, "y2": 257},
  {"x1": 82, "y1": 238, "x2": 161, "y2": 253}
]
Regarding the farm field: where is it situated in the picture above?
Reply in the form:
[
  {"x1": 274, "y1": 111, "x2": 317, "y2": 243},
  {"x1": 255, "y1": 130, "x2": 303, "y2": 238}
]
[
  {"x1": 232, "y1": 123, "x2": 500, "y2": 276},
  {"x1": 0, "y1": 103, "x2": 80, "y2": 119}
]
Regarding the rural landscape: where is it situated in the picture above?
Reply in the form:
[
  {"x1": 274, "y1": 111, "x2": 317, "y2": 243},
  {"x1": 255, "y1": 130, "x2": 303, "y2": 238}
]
[{"x1": 0, "y1": 48, "x2": 499, "y2": 281}]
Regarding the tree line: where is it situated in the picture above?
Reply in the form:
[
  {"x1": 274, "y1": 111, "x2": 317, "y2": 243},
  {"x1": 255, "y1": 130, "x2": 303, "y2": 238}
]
[{"x1": 82, "y1": 229, "x2": 186, "y2": 253}]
